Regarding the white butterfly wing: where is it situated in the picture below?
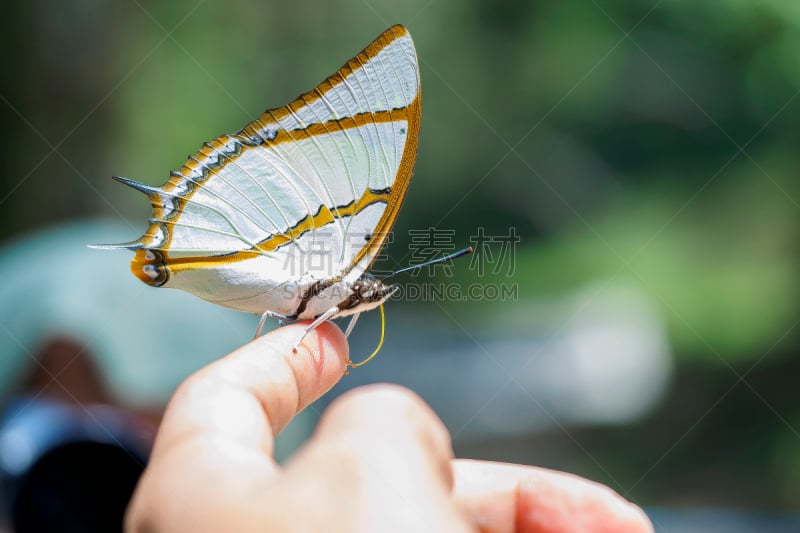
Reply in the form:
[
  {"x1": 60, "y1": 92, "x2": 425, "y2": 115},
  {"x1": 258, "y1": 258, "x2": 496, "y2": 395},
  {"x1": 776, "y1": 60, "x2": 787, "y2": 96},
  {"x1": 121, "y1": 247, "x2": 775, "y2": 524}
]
[{"x1": 103, "y1": 26, "x2": 420, "y2": 315}]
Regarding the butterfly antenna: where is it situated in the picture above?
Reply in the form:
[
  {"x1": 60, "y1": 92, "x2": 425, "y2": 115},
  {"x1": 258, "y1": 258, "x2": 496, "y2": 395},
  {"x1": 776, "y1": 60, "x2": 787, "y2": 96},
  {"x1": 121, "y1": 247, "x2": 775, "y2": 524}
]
[
  {"x1": 382, "y1": 246, "x2": 473, "y2": 280},
  {"x1": 347, "y1": 303, "x2": 387, "y2": 369}
]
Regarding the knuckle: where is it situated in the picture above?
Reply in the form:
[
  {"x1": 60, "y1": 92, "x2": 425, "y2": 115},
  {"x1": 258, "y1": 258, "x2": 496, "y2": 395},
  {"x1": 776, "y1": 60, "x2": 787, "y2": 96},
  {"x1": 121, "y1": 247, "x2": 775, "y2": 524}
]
[{"x1": 337, "y1": 383, "x2": 426, "y2": 413}]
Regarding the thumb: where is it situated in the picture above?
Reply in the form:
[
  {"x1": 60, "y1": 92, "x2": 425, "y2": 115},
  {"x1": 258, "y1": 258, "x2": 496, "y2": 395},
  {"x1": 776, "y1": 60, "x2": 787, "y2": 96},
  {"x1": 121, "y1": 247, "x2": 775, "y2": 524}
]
[{"x1": 277, "y1": 385, "x2": 471, "y2": 532}]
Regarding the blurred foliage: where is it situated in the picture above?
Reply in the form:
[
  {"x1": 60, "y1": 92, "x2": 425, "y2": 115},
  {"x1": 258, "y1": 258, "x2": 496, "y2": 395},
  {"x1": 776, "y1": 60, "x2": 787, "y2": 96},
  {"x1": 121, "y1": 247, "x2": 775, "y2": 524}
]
[{"x1": 1, "y1": 0, "x2": 798, "y2": 511}]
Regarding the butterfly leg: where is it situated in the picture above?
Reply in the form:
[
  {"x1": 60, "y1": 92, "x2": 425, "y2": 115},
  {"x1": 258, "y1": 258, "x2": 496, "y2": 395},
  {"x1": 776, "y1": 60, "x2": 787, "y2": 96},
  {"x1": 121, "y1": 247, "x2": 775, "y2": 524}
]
[
  {"x1": 291, "y1": 306, "x2": 340, "y2": 353},
  {"x1": 344, "y1": 312, "x2": 360, "y2": 337},
  {"x1": 254, "y1": 309, "x2": 296, "y2": 339}
]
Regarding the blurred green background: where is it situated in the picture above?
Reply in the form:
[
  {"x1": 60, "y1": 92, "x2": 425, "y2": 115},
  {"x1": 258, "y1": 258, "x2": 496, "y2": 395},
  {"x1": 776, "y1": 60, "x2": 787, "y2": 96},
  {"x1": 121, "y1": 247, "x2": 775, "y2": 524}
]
[{"x1": 1, "y1": 0, "x2": 798, "y2": 519}]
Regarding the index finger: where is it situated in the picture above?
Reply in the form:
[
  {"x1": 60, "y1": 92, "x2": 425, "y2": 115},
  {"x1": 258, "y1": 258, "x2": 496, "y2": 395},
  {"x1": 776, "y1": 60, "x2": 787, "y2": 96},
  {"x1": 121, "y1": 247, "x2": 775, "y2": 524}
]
[{"x1": 153, "y1": 321, "x2": 349, "y2": 460}]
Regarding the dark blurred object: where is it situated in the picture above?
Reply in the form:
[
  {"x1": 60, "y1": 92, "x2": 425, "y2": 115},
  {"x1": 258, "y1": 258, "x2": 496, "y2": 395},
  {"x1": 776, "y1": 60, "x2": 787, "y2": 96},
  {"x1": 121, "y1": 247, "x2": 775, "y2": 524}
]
[
  {"x1": 0, "y1": 326, "x2": 153, "y2": 532},
  {"x1": 0, "y1": 397, "x2": 150, "y2": 532},
  {"x1": 19, "y1": 336, "x2": 113, "y2": 406}
]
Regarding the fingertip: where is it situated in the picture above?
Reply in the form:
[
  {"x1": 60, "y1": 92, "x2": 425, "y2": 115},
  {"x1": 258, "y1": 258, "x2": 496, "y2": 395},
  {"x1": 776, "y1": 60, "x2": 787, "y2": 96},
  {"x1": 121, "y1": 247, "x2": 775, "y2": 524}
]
[
  {"x1": 251, "y1": 320, "x2": 349, "y2": 382},
  {"x1": 452, "y1": 460, "x2": 653, "y2": 533},
  {"x1": 304, "y1": 320, "x2": 349, "y2": 366},
  {"x1": 623, "y1": 503, "x2": 655, "y2": 533},
  {"x1": 247, "y1": 320, "x2": 350, "y2": 418},
  {"x1": 515, "y1": 476, "x2": 653, "y2": 533}
]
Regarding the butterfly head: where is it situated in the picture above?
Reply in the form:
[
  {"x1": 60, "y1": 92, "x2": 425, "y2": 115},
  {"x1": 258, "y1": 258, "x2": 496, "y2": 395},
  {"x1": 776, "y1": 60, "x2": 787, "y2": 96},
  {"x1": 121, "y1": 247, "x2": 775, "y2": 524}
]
[{"x1": 341, "y1": 274, "x2": 398, "y2": 314}]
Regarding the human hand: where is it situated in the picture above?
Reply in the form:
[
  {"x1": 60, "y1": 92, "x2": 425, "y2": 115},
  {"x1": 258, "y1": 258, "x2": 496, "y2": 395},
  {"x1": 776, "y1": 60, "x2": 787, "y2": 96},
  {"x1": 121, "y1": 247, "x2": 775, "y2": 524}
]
[{"x1": 126, "y1": 322, "x2": 653, "y2": 532}]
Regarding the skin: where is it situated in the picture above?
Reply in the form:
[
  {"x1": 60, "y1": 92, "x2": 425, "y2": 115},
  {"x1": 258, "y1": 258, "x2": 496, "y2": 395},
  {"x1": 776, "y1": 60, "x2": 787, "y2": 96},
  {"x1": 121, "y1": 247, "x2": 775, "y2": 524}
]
[{"x1": 126, "y1": 322, "x2": 654, "y2": 533}]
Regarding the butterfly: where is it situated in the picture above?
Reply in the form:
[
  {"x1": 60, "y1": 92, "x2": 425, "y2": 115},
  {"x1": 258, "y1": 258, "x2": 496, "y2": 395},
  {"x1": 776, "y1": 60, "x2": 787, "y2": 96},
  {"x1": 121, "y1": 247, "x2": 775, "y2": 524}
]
[{"x1": 96, "y1": 25, "x2": 426, "y2": 365}]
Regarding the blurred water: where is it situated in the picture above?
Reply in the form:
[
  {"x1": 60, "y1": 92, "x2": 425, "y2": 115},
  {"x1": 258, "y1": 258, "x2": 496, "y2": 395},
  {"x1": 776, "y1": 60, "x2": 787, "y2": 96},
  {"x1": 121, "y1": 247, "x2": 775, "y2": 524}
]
[{"x1": 648, "y1": 508, "x2": 800, "y2": 533}]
